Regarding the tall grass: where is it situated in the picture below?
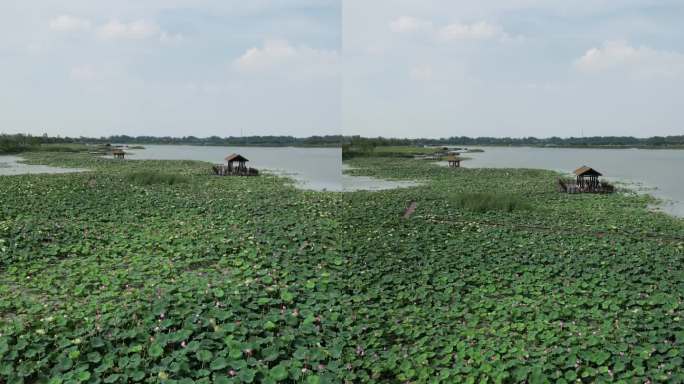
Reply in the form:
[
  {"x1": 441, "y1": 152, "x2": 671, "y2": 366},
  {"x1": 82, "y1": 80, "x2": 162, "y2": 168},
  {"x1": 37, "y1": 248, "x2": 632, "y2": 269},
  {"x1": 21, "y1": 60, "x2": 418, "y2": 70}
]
[
  {"x1": 125, "y1": 171, "x2": 190, "y2": 186},
  {"x1": 0, "y1": 141, "x2": 88, "y2": 155},
  {"x1": 35, "y1": 144, "x2": 89, "y2": 153},
  {"x1": 0, "y1": 143, "x2": 34, "y2": 154},
  {"x1": 452, "y1": 192, "x2": 531, "y2": 213},
  {"x1": 343, "y1": 146, "x2": 433, "y2": 160},
  {"x1": 1, "y1": 135, "x2": 34, "y2": 154}
]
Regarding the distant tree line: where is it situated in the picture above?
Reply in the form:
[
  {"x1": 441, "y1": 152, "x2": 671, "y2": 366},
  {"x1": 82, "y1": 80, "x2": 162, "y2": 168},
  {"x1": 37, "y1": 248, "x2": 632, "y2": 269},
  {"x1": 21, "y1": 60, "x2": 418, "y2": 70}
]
[
  {"x1": 97, "y1": 135, "x2": 343, "y2": 147},
  {"x1": 0, "y1": 134, "x2": 343, "y2": 154},
  {"x1": 342, "y1": 135, "x2": 684, "y2": 148},
  {"x1": 0, "y1": 134, "x2": 75, "y2": 154},
  {"x1": 3, "y1": 133, "x2": 684, "y2": 155}
]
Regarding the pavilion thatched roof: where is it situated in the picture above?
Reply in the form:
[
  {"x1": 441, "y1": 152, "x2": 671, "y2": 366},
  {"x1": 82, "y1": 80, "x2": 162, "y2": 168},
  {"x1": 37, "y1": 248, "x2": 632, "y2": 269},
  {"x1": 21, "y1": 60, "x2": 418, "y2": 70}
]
[
  {"x1": 574, "y1": 166, "x2": 602, "y2": 177},
  {"x1": 225, "y1": 153, "x2": 249, "y2": 163}
]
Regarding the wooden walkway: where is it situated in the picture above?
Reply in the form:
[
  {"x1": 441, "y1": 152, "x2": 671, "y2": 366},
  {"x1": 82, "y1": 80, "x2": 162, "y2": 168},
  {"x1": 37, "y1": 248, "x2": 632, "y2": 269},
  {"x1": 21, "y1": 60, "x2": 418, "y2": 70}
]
[
  {"x1": 558, "y1": 178, "x2": 614, "y2": 194},
  {"x1": 212, "y1": 164, "x2": 259, "y2": 176},
  {"x1": 403, "y1": 201, "x2": 417, "y2": 219}
]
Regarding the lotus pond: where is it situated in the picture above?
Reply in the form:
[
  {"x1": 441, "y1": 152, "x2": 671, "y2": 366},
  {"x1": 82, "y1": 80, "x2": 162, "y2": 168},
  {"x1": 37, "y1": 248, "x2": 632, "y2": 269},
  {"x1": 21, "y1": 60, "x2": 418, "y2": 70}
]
[{"x1": 1, "y1": 153, "x2": 683, "y2": 383}]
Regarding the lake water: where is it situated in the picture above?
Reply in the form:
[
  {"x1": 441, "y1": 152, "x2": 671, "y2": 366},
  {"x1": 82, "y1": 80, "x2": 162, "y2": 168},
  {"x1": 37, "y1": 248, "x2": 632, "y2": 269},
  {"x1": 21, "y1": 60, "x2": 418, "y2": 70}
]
[
  {"x1": 6, "y1": 146, "x2": 677, "y2": 209},
  {"x1": 125, "y1": 145, "x2": 341, "y2": 191},
  {"x1": 0, "y1": 146, "x2": 418, "y2": 192},
  {"x1": 460, "y1": 147, "x2": 684, "y2": 217},
  {"x1": 0, "y1": 155, "x2": 87, "y2": 176},
  {"x1": 126, "y1": 145, "x2": 413, "y2": 192}
]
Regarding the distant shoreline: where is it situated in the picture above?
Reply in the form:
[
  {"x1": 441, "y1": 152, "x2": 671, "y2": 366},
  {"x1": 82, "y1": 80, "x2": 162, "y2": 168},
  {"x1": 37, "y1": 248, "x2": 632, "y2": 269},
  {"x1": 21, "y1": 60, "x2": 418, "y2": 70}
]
[
  {"x1": 432, "y1": 144, "x2": 684, "y2": 150},
  {"x1": 0, "y1": 142, "x2": 340, "y2": 156},
  {"x1": 115, "y1": 143, "x2": 341, "y2": 148}
]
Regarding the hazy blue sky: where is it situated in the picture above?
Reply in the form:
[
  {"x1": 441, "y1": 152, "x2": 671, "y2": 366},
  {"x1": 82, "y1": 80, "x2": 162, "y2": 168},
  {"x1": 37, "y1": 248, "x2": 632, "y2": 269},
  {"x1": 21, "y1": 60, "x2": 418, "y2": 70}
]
[
  {"x1": 2, "y1": 2, "x2": 683, "y2": 139},
  {"x1": 0, "y1": 1, "x2": 340, "y2": 137},
  {"x1": 344, "y1": 0, "x2": 684, "y2": 138}
]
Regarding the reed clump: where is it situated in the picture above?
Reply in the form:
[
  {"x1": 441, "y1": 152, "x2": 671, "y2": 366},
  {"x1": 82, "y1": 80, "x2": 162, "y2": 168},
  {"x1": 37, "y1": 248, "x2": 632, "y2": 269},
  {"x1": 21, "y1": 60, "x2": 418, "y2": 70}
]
[
  {"x1": 453, "y1": 192, "x2": 531, "y2": 213},
  {"x1": 125, "y1": 171, "x2": 189, "y2": 186}
]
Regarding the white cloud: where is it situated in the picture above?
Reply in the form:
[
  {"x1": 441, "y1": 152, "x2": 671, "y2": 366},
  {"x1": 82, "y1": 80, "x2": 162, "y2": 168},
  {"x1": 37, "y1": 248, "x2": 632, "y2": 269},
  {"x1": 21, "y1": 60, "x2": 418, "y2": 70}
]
[
  {"x1": 49, "y1": 15, "x2": 180, "y2": 42},
  {"x1": 234, "y1": 40, "x2": 297, "y2": 71},
  {"x1": 410, "y1": 65, "x2": 433, "y2": 81},
  {"x1": 26, "y1": 43, "x2": 47, "y2": 55},
  {"x1": 233, "y1": 39, "x2": 339, "y2": 77},
  {"x1": 160, "y1": 31, "x2": 185, "y2": 44},
  {"x1": 185, "y1": 82, "x2": 225, "y2": 95},
  {"x1": 389, "y1": 16, "x2": 432, "y2": 33},
  {"x1": 389, "y1": 17, "x2": 510, "y2": 43},
  {"x1": 576, "y1": 41, "x2": 684, "y2": 78},
  {"x1": 49, "y1": 16, "x2": 179, "y2": 42},
  {"x1": 97, "y1": 20, "x2": 161, "y2": 40},
  {"x1": 70, "y1": 65, "x2": 97, "y2": 81},
  {"x1": 49, "y1": 15, "x2": 92, "y2": 32},
  {"x1": 438, "y1": 21, "x2": 506, "y2": 41}
]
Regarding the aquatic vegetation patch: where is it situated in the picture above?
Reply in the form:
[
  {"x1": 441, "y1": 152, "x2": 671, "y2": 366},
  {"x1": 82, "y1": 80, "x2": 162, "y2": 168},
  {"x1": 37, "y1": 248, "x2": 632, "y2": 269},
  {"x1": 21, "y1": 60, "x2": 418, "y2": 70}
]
[
  {"x1": 35, "y1": 144, "x2": 90, "y2": 153},
  {"x1": 0, "y1": 139, "x2": 89, "y2": 154},
  {"x1": 0, "y1": 152, "x2": 683, "y2": 383},
  {"x1": 0, "y1": 152, "x2": 350, "y2": 383},
  {"x1": 125, "y1": 171, "x2": 190, "y2": 186},
  {"x1": 450, "y1": 192, "x2": 531, "y2": 213},
  {"x1": 339, "y1": 157, "x2": 684, "y2": 382}
]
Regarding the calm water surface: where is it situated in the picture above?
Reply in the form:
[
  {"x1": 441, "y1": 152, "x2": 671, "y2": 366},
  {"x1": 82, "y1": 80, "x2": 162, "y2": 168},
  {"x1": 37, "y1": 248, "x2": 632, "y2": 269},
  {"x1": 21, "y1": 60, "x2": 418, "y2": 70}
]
[
  {"x1": 127, "y1": 145, "x2": 341, "y2": 191},
  {"x1": 0, "y1": 155, "x2": 87, "y2": 176},
  {"x1": 462, "y1": 147, "x2": 684, "y2": 217},
  {"x1": 127, "y1": 145, "x2": 414, "y2": 192},
  {"x1": 1, "y1": 147, "x2": 418, "y2": 192}
]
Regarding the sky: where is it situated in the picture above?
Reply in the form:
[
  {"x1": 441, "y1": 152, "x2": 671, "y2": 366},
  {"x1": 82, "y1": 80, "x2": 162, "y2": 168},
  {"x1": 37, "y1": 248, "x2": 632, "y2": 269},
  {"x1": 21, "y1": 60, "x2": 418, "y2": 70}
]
[
  {"x1": 0, "y1": 0, "x2": 340, "y2": 138},
  {"x1": 1, "y1": 1, "x2": 682, "y2": 139},
  {"x1": 343, "y1": 0, "x2": 684, "y2": 138}
]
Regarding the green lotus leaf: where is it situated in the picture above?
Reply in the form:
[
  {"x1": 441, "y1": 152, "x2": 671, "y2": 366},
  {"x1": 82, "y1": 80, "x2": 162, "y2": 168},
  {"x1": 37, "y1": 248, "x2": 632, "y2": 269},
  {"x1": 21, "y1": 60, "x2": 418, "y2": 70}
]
[
  {"x1": 269, "y1": 364, "x2": 288, "y2": 381},
  {"x1": 196, "y1": 350, "x2": 213, "y2": 363}
]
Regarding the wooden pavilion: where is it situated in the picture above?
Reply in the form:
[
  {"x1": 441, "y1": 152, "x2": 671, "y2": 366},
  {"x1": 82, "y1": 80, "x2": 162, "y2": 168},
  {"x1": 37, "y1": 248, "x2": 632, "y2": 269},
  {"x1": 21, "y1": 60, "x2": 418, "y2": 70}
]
[
  {"x1": 225, "y1": 154, "x2": 249, "y2": 173},
  {"x1": 447, "y1": 155, "x2": 461, "y2": 168},
  {"x1": 557, "y1": 165, "x2": 614, "y2": 194},
  {"x1": 212, "y1": 154, "x2": 259, "y2": 176},
  {"x1": 574, "y1": 166, "x2": 601, "y2": 190},
  {"x1": 112, "y1": 149, "x2": 126, "y2": 159}
]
